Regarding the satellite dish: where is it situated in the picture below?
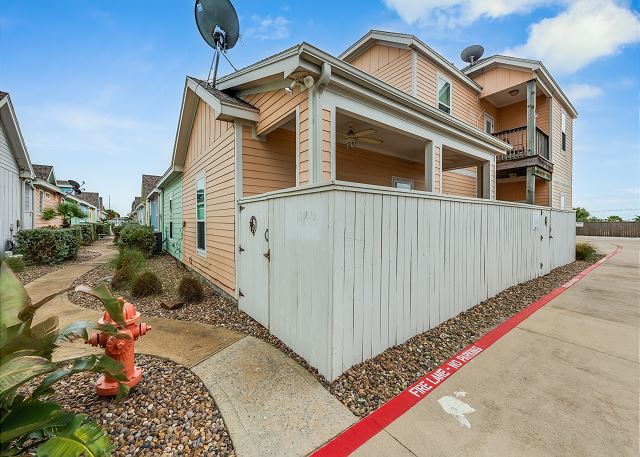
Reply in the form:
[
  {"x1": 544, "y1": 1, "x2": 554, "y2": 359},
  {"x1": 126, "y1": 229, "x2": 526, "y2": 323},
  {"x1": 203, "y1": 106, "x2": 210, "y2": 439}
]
[
  {"x1": 461, "y1": 45, "x2": 484, "y2": 66},
  {"x1": 194, "y1": 0, "x2": 240, "y2": 86},
  {"x1": 68, "y1": 179, "x2": 81, "y2": 188}
]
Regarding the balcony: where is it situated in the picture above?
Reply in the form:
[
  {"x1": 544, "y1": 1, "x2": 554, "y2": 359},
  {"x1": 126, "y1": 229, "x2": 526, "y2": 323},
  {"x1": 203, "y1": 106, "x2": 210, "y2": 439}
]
[{"x1": 492, "y1": 126, "x2": 552, "y2": 179}]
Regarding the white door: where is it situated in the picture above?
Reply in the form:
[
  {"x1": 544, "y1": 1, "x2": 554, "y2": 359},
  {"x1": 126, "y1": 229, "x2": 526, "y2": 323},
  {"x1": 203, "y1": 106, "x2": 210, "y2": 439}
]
[{"x1": 238, "y1": 202, "x2": 270, "y2": 327}]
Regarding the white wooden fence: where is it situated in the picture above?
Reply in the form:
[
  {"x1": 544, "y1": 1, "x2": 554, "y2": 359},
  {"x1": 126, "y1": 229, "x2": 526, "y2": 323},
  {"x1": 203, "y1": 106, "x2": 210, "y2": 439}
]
[{"x1": 238, "y1": 182, "x2": 575, "y2": 381}]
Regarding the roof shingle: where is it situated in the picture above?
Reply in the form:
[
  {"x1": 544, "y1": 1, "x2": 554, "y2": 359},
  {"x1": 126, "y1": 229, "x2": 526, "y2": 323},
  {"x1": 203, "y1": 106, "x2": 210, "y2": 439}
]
[
  {"x1": 142, "y1": 175, "x2": 162, "y2": 199},
  {"x1": 188, "y1": 77, "x2": 258, "y2": 110},
  {"x1": 80, "y1": 192, "x2": 100, "y2": 208},
  {"x1": 33, "y1": 164, "x2": 53, "y2": 181}
]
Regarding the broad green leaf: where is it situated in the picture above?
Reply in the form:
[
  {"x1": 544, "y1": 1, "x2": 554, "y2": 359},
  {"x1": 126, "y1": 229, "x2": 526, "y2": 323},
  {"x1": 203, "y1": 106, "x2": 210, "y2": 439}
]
[
  {"x1": 31, "y1": 317, "x2": 59, "y2": 340},
  {"x1": 0, "y1": 401, "x2": 65, "y2": 444},
  {"x1": 1, "y1": 321, "x2": 59, "y2": 362},
  {"x1": 36, "y1": 414, "x2": 113, "y2": 457},
  {"x1": 73, "y1": 285, "x2": 126, "y2": 329},
  {"x1": 0, "y1": 265, "x2": 30, "y2": 329},
  {"x1": 0, "y1": 356, "x2": 55, "y2": 398},
  {"x1": 55, "y1": 321, "x2": 129, "y2": 345}
]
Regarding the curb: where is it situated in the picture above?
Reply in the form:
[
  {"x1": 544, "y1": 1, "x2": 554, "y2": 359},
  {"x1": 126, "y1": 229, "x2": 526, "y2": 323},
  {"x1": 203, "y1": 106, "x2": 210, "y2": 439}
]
[{"x1": 312, "y1": 245, "x2": 623, "y2": 457}]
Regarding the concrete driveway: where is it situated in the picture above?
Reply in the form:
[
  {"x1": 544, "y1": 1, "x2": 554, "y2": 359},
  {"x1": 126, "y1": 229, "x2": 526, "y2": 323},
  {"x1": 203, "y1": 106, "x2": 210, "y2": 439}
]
[{"x1": 330, "y1": 237, "x2": 640, "y2": 456}]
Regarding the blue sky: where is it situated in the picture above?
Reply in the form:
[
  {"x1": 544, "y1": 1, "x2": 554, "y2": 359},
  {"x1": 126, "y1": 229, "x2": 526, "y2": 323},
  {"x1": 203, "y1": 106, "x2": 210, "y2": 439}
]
[{"x1": 1, "y1": 0, "x2": 638, "y2": 218}]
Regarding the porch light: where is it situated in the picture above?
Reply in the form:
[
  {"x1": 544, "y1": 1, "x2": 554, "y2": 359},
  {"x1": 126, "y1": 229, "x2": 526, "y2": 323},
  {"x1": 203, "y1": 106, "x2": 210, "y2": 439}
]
[
  {"x1": 345, "y1": 136, "x2": 357, "y2": 149},
  {"x1": 509, "y1": 89, "x2": 519, "y2": 97}
]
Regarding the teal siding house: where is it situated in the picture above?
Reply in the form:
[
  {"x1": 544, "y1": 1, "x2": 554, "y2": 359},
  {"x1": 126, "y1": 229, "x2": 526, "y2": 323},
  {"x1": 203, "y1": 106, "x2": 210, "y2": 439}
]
[{"x1": 157, "y1": 167, "x2": 182, "y2": 260}]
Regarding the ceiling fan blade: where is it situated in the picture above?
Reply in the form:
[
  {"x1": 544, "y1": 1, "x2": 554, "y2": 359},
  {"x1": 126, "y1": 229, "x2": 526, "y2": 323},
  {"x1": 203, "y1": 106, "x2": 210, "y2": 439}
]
[
  {"x1": 354, "y1": 129, "x2": 377, "y2": 138},
  {"x1": 358, "y1": 137, "x2": 383, "y2": 145}
]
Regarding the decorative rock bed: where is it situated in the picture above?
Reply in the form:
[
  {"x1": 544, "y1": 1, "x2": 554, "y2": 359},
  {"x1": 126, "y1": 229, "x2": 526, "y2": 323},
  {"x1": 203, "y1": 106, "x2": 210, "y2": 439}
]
[
  {"x1": 51, "y1": 355, "x2": 235, "y2": 456},
  {"x1": 69, "y1": 245, "x2": 601, "y2": 419}
]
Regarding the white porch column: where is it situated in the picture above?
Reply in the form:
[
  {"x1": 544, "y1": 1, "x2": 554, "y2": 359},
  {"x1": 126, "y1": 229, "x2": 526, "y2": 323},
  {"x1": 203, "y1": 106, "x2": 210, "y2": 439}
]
[{"x1": 434, "y1": 141, "x2": 442, "y2": 193}]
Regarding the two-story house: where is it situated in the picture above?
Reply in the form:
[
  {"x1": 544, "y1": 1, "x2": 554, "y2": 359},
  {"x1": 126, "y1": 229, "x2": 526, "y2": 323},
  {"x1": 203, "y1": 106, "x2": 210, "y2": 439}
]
[{"x1": 161, "y1": 30, "x2": 576, "y2": 380}]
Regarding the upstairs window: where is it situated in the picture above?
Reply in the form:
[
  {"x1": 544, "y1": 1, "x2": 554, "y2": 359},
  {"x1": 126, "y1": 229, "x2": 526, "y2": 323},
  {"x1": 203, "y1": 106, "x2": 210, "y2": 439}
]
[
  {"x1": 484, "y1": 113, "x2": 495, "y2": 134},
  {"x1": 39, "y1": 191, "x2": 43, "y2": 213},
  {"x1": 437, "y1": 76, "x2": 451, "y2": 114},
  {"x1": 168, "y1": 195, "x2": 173, "y2": 239},
  {"x1": 561, "y1": 112, "x2": 567, "y2": 151},
  {"x1": 196, "y1": 175, "x2": 206, "y2": 254}
]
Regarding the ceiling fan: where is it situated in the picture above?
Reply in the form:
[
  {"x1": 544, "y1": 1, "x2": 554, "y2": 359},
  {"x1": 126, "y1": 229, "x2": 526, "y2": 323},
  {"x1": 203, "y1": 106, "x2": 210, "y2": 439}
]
[{"x1": 342, "y1": 123, "x2": 383, "y2": 149}]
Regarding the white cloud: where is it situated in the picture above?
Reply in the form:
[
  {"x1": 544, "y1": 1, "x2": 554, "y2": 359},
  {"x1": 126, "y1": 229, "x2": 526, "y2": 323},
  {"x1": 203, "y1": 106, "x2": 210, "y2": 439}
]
[
  {"x1": 506, "y1": 0, "x2": 640, "y2": 74},
  {"x1": 382, "y1": 0, "x2": 551, "y2": 26},
  {"x1": 565, "y1": 83, "x2": 603, "y2": 102},
  {"x1": 244, "y1": 15, "x2": 290, "y2": 40}
]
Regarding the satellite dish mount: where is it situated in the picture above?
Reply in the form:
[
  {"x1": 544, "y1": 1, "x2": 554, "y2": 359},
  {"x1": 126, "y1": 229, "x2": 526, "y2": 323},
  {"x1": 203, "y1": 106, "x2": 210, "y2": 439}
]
[{"x1": 195, "y1": 0, "x2": 240, "y2": 87}]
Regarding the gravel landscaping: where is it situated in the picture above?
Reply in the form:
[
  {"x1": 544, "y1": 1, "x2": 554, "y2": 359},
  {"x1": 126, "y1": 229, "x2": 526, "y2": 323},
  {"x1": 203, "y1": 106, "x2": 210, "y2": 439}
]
[
  {"x1": 17, "y1": 245, "x2": 102, "y2": 284},
  {"x1": 48, "y1": 355, "x2": 234, "y2": 456},
  {"x1": 69, "y1": 244, "x2": 602, "y2": 419}
]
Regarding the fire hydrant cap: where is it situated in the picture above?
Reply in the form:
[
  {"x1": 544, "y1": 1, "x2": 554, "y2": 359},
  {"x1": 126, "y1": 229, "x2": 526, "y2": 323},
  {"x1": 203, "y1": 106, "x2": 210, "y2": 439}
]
[{"x1": 99, "y1": 300, "x2": 141, "y2": 326}]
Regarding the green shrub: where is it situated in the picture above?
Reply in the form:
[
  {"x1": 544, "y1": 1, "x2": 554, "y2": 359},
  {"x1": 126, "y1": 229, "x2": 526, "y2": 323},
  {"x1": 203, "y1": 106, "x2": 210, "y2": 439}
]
[
  {"x1": 113, "y1": 225, "x2": 124, "y2": 243},
  {"x1": 576, "y1": 242, "x2": 596, "y2": 261},
  {"x1": 0, "y1": 254, "x2": 26, "y2": 272},
  {"x1": 15, "y1": 228, "x2": 79, "y2": 265},
  {"x1": 78, "y1": 223, "x2": 97, "y2": 244},
  {"x1": 112, "y1": 248, "x2": 146, "y2": 272},
  {"x1": 117, "y1": 224, "x2": 155, "y2": 257},
  {"x1": 130, "y1": 271, "x2": 163, "y2": 297},
  {"x1": 111, "y1": 264, "x2": 136, "y2": 290},
  {"x1": 178, "y1": 276, "x2": 205, "y2": 303},
  {"x1": 96, "y1": 221, "x2": 111, "y2": 237}
]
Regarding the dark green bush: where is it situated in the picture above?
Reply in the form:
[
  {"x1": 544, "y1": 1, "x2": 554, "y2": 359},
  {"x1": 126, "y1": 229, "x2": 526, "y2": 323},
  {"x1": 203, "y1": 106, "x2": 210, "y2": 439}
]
[
  {"x1": 15, "y1": 228, "x2": 78, "y2": 265},
  {"x1": 96, "y1": 221, "x2": 111, "y2": 237},
  {"x1": 78, "y1": 223, "x2": 97, "y2": 244},
  {"x1": 576, "y1": 242, "x2": 596, "y2": 261},
  {"x1": 178, "y1": 276, "x2": 205, "y2": 303},
  {"x1": 112, "y1": 248, "x2": 146, "y2": 272},
  {"x1": 111, "y1": 264, "x2": 136, "y2": 290},
  {"x1": 113, "y1": 225, "x2": 124, "y2": 243},
  {"x1": 117, "y1": 224, "x2": 155, "y2": 257},
  {"x1": 130, "y1": 271, "x2": 163, "y2": 297},
  {"x1": 1, "y1": 255, "x2": 26, "y2": 272}
]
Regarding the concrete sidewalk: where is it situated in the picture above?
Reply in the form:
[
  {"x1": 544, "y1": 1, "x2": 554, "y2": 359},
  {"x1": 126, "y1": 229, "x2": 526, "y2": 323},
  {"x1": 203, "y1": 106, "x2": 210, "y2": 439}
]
[{"x1": 352, "y1": 237, "x2": 639, "y2": 457}]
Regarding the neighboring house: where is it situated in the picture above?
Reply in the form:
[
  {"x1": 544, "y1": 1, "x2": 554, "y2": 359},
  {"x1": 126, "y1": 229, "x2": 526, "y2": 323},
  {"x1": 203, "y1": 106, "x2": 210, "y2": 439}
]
[
  {"x1": 156, "y1": 166, "x2": 183, "y2": 260},
  {"x1": 130, "y1": 197, "x2": 143, "y2": 224},
  {"x1": 161, "y1": 30, "x2": 576, "y2": 380},
  {"x1": 32, "y1": 164, "x2": 65, "y2": 228},
  {"x1": 0, "y1": 91, "x2": 35, "y2": 254},
  {"x1": 65, "y1": 193, "x2": 96, "y2": 225},
  {"x1": 140, "y1": 174, "x2": 162, "y2": 229},
  {"x1": 56, "y1": 180, "x2": 75, "y2": 194},
  {"x1": 79, "y1": 192, "x2": 101, "y2": 222}
]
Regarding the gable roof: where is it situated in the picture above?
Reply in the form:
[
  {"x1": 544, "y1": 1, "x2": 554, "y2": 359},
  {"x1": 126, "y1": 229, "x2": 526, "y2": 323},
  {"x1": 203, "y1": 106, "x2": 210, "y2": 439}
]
[
  {"x1": 131, "y1": 197, "x2": 141, "y2": 213},
  {"x1": 142, "y1": 175, "x2": 161, "y2": 199},
  {"x1": 0, "y1": 91, "x2": 33, "y2": 178},
  {"x1": 33, "y1": 164, "x2": 54, "y2": 181},
  {"x1": 339, "y1": 30, "x2": 482, "y2": 93},
  {"x1": 80, "y1": 192, "x2": 100, "y2": 208},
  {"x1": 462, "y1": 55, "x2": 578, "y2": 118}
]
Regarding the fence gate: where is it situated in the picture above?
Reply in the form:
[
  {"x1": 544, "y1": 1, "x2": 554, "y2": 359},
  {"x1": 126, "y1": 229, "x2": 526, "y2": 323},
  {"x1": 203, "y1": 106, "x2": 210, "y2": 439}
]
[{"x1": 238, "y1": 202, "x2": 270, "y2": 328}]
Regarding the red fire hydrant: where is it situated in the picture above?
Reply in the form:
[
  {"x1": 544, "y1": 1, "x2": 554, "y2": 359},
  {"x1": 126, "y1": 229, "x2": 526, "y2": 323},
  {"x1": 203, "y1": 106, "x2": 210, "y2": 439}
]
[{"x1": 87, "y1": 297, "x2": 151, "y2": 396}]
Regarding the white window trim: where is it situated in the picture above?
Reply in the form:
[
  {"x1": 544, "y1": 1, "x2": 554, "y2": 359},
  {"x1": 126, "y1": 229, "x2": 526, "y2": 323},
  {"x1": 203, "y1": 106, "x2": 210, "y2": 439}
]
[
  {"x1": 196, "y1": 173, "x2": 206, "y2": 256},
  {"x1": 392, "y1": 176, "x2": 414, "y2": 191},
  {"x1": 484, "y1": 113, "x2": 495, "y2": 134},
  {"x1": 39, "y1": 190, "x2": 43, "y2": 213},
  {"x1": 168, "y1": 193, "x2": 173, "y2": 239},
  {"x1": 437, "y1": 74, "x2": 452, "y2": 115}
]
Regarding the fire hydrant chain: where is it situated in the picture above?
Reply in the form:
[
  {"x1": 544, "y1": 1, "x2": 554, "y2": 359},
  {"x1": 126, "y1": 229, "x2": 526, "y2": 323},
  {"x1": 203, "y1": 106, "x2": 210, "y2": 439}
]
[{"x1": 87, "y1": 297, "x2": 152, "y2": 396}]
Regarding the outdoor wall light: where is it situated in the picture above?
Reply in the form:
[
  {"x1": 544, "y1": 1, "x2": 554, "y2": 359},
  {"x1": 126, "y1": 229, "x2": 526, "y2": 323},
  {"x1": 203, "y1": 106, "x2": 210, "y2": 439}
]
[{"x1": 509, "y1": 89, "x2": 519, "y2": 96}]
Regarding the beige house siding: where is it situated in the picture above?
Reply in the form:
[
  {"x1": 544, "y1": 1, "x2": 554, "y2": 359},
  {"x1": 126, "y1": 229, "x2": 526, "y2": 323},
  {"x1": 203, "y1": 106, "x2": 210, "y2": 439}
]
[
  {"x1": 472, "y1": 67, "x2": 532, "y2": 98},
  {"x1": 349, "y1": 44, "x2": 413, "y2": 95},
  {"x1": 497, "y1": 177, "x2": 550, "y2": 206},
  {"x1": 336, "y1": 145, "x2": 425, "y2": 190},
  {"x1": 497, "y1": 95, "x2": 550, "y2": 134},
  {"x1": 551, "y1": 98, "x2": 573, "y2": 208},
  {"x1": 321, "y1": 109, "x2": 332, "y2": 181},
  {"x1": 182, "y1": 100, "x2": 236, "y2": 295},
  {"x1": 242, "y1": 126, "x2": 296, "y2": 196},
  {"x1": 442, "y1": 170, "x2": 477, "y2": 197}
]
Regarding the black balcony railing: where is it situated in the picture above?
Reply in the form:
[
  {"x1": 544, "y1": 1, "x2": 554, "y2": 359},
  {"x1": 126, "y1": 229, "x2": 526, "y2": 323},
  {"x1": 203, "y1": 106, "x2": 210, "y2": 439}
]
[{"x1": 492, "y1": 126, "x2": 549, "y2": 161}]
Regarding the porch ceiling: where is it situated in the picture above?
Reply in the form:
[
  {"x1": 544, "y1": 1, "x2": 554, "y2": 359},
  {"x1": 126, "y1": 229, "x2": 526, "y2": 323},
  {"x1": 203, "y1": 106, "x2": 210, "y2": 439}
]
[
  {"x1": 335, "y1": 112, "x2": 426, "y2": 163},
  {"x1": 481, "y1": 80, "x2": 550, "y2": 108},
  {"x1": 442, "y1": 145, "x2": 485, "y2": 171}
]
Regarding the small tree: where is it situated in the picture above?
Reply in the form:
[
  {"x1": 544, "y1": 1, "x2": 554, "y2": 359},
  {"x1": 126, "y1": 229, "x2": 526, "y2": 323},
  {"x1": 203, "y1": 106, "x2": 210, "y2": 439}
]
[
  {"x1": 0, "y1": 264, "x2": 130, "y2": 455},
  {"x1": 607, "y1": 215, "x2": 623, "y2": 222},
  {"x1": 634, "y1": 216, "x2": 640, "y2": 222},
  {"x1": 104, "y1": 209, "x2": 120, "y2": 220},
  {"x1": 574, "y1": 207, "x2": 590, "y2": 222},
  {"x1": 42, "y1": 201, "x2": 85, "y2": 228}
]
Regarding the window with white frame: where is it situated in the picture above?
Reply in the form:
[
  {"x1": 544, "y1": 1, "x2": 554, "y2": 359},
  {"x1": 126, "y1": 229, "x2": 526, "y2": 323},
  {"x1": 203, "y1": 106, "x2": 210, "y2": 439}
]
[
  {"x1": 196, "y1": 175, "x2": 206, "y2": 253},
  {"x1": 561, "y1": 112, "x2": 567, "y2": 151},
  {"x1": 168, "y1": 194, "x2": 173, "y2": 239},
  {"x1": 392, "y1": 177, "x2": 414, "y2": 191},
  {"x1": 38, "y1": 191, "x2": 43, "y2": 213},
  {"x1": 484, "y1": 113, "x2": 495, "y2": 134},
  {"x1": 560, "y1": 193, "x2": 566, "y2": 209},
  {"x1": 437, "y1": 76, "x2": 451, "y2": 114}
]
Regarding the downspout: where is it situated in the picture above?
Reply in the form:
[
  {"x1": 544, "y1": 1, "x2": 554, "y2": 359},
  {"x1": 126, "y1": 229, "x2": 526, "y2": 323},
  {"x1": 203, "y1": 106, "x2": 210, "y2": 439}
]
[{"x1": 311, "y1": 62, "x2": 332, "y2": 183}]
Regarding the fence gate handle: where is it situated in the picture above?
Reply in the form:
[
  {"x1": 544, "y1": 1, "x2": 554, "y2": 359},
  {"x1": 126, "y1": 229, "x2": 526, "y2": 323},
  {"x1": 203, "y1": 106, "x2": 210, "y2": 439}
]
[{"x1": 264, "y1": 228, "x2": 269, "y2": 242}]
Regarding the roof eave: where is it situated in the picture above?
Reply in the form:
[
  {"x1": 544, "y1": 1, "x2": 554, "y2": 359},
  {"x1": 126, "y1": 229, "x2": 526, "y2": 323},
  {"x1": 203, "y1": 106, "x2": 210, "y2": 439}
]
[{"x1": 0, "y1": 94, "x2": 34, "y2": 177}]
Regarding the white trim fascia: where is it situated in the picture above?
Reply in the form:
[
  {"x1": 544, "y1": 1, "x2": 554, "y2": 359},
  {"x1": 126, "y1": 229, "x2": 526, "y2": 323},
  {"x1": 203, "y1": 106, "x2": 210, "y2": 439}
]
[
  {"x1": 295, "y1": 105, "x2": 301, "y2": 187},
  {"x1": 186, "y1": 78, "x2": 259, "y2": 122},
  {"x1": 65, "y1": 194, "x2": 97, "y2": 210},
  {"x1": 411, "y1": 50, "x2": 417, "y2": 97},
  {"x1": 463, "y1": 56, "x2": 578, "y2": 118},
  {"x1": 339, "y1": 30, "x2": 482, "y2": 93},
  {"x1": 156, "y1": 165, "x2": 183, "y2": 189},
  {"x1": 330, "y1": 106, "x2": 336, "y2": 181},
  {"x1": 0, "y1": 94, "x2": 34, "y2": 178},
  {"x1": 33, "y1": 179, "x2": 63, "y2": 195}
]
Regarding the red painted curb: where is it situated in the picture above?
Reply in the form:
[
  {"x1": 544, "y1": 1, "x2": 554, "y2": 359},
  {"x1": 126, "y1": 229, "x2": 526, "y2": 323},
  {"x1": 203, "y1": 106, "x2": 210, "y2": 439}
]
[{"x1": 313, "y1": 245, "x2": 622, "y2": 457}]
